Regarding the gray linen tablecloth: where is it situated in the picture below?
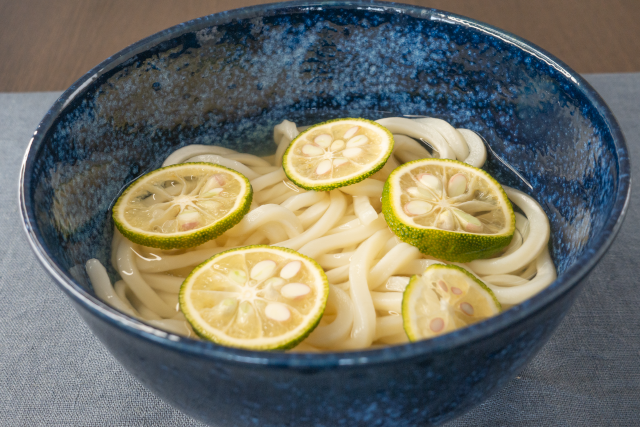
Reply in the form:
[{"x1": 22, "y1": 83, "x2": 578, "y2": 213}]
[{"x1": 1, "y1": 73, "x2": 638, "y2": 426}]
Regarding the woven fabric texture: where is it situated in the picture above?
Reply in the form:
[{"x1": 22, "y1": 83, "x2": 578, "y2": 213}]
[{"x1": 0, "y1": 73, "x2": 638, "y2": 426}]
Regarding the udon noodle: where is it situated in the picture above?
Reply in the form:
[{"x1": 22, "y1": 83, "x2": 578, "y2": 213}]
[{"x1": 86, "y1": 117, "x2": 556, "y2": 351}]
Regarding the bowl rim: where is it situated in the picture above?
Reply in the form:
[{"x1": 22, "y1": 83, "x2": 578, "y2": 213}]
[{"x1": 19, "y1": 0, "x2": 631, "y2": 368}]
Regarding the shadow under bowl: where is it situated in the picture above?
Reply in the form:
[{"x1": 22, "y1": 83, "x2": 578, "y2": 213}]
[{"x1": 19, "y1": 1, "x2": 630, "y2": 426}]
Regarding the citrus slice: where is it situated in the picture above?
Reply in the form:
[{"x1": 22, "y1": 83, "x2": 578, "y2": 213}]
[
  {"x1": 113, "y1": 162, "x2": 252, "y2": 249},
  {"x1": 402, "y1": 264, "x2": 501, "y2": 341},
  {"x1": 382, "y1": 158, "x2": 515, "y2": 262},
  {"x1": 282, "y1": 118, "x2": 394, "y2": 190},
  {"x1": 179, "y1": 245, "x2": 329, "y2": 350}
]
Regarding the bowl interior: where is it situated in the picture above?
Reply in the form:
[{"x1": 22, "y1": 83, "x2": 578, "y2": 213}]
[{"x1": 24, "y1": 3, "x2": 623, "y2": 330}]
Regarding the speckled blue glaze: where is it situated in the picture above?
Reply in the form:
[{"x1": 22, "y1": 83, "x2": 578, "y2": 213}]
[{"x1": 20, "y1": 2, "x2": 630, "y2": 426}]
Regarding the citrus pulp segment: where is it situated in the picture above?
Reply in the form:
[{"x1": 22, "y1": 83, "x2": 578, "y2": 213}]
[
  {"x1": 113, "y1": 162, "x2": 252, "y2": 249},
  {"x1": 382, "y1": 158, "x2": 515, "y2": 262},
  {"x1": 179, "y1": 246, "x2": 329, "y2": 350},
  {"x1": 402, "y1": 264, "x2": 501, "y2": 341},
  {"x1": 282, "y1": 118, "x2": 394, "y2": 190}
]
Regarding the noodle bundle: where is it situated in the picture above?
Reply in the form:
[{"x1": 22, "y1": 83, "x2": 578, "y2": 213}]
[{"x1": 87, "y1": 117, "x2": 556, "y2": 351}]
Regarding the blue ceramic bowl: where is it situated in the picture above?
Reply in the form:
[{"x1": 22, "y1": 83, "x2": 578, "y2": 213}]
[{"x1": 19, "y1": 1, "x2": 630, "y2": 425}]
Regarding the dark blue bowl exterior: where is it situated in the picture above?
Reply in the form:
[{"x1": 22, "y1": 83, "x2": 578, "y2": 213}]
[
  {"x1": 74, "y1": 283, "x2": 582, "y2": 426},
  {"x1": 20, "y1": 1, "x2": 630, "y2": 426}
]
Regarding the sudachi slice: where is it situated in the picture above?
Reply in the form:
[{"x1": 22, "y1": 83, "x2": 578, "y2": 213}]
[
  {"x1": 282, "y1": 118, "x2": 394, "y2": 191},
  {"x1": 402, "y1": 264, "x2": 501, "y2": 342},
  {"x1": 113, "y1": 162, "x2": 252, "y2": 249},
  {"x1": 179, "y1": 245, "x2": 329, "y2": 350},
  {"x1": 382, "y1": 158, "x2": 515, "y2": 262}
]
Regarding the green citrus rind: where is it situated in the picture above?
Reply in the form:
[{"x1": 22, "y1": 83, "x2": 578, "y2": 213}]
[
  {"x1": 282, "y1": 118, "x2": 394, "y2": 191},
  {"x1": 402, "y1": 264, "x2": 501, "y2": 342},
  {"x1": 382, "y1": 158, "x2": 515, "y2": 262},
  {"x1": 113, "y1": 162, "x2": 252, "y2": 250},
  {"x1": 179, "y1": 245, "x2": 329, "y2": 351}
]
